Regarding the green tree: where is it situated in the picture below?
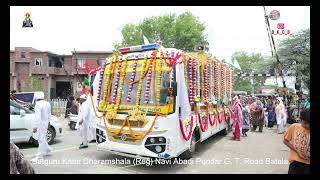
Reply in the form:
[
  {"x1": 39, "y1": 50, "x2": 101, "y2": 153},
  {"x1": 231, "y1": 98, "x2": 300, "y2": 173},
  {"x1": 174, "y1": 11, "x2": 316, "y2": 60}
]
[
  {"x1": 231, "y1": 52, "x2": 273, "y2": 94},
  {"x1": 114, "y1": 11, "x2": 209, "y2": 52},
  {"x1": 277, "y1": 29, "x2": 310, "y2": 90}
]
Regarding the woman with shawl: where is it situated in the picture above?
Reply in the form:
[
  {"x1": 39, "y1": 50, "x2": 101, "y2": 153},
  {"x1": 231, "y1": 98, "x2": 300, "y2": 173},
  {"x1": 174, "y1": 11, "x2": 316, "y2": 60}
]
[
  {"x1": 231, "y1": 96, "x2": 243, "y2": 141},
  {"x1": 251, "y1": 100, "x2": 265, "y2": 132}
]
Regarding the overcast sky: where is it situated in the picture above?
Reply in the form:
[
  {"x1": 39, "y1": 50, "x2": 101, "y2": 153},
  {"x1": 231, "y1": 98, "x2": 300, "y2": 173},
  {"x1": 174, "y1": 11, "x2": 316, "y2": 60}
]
[{"x1": 10, "y1": 6, "x2": 310, "y2": 63}]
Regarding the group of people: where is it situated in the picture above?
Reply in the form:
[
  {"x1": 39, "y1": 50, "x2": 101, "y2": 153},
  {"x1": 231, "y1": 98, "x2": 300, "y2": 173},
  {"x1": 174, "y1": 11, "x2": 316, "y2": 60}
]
[
  {"x1": 10, "y1": 70, "x2": 103, "y2": 174},
  {"x1": 231, "y1": 94, "x2": 310, "y2": 174},
  {"x1": 28, "y1": 91, "x2": 96, "y2": 163},
  {"x1": 231, "y1": 95, "x2": 290, "y2": 141},
  {"x1": 27, "y1": 90, "x2": 97, "y2": 163},
  {"x1": 10, "y1": 90, "x2": 98, "y2": 173}
]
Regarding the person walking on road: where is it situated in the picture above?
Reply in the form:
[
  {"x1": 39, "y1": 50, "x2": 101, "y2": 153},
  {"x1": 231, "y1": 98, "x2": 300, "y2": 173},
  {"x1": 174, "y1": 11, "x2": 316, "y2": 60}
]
[
  {"x1": 77, "y1": 94, "x2": 90, "y2": 149},
  {"x1": 266, "y1": 99, "x2": 276, "y2": 129},
  {"x1": 275, "y1": 97, "x2": 286, "y2": 134},
  {"x1": 250, "y1": 100, "x2": 265, "y2": 132},
  {"x1": 231, "y1": 96, "x2": 243, "y2": 141},
  {"x1": 283, "y1": 108, "x2": 310, "y2": 174},
  {"x1": 31, "y1": 92, "x2": 53, "y2": 162}
]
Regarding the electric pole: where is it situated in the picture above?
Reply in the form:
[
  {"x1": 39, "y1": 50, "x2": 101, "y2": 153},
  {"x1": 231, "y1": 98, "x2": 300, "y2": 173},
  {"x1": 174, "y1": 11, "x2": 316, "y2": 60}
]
[{"x1": 263, "y1": 6, "x2": 287, "y2": 89}]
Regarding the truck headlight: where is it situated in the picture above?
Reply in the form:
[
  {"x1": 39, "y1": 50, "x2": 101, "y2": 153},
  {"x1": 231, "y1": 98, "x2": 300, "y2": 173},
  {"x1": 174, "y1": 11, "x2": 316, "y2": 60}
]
[
  {"x1": 145, "y1": 137, "x2": 166, "y2": 154},
  {"x1": 155, "y1": 145, "x2": 162, "y2": 153}
]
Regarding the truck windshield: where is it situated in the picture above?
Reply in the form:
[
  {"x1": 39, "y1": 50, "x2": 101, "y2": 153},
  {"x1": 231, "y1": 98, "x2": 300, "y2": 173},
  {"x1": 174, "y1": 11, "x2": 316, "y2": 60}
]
[{"x1": 99, "y1": 58, "x2": 175, "y2": 114}]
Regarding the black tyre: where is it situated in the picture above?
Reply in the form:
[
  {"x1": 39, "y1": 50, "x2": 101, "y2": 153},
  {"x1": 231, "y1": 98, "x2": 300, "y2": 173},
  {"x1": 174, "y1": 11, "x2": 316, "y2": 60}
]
[
  {"x1": 179, "y1": 132, "x2": 197, "y2": 160},
  {"x1": 47, "y1": 127, "x2": 56, "y2": 145},
  {"x1": 220, "y1": 122, "x2": 229, "y2": 136},
  {"x1": 70, "y1": 122, "x2": 76, "y2": 130},
  {"x1": 220, "y1": 128, "x2": 228, "y2": 136}
]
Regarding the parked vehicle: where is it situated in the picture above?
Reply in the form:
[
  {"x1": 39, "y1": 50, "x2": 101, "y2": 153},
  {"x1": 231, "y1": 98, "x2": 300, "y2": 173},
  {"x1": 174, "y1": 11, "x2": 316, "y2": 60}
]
[
  {"x1": 67, "y1": 113, "x2": 78, "y2": 130},
  {"x1": 10, "y1": 100, "x2": 63, "y2": 145},
  {"x1": 13, "y1": 91, "x2": 45, "y2": 110}
]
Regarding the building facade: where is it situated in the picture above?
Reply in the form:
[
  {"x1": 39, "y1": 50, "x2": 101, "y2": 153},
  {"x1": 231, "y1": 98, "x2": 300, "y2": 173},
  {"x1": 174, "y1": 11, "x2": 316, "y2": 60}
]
[{"x1": 10, "y1": 47, "x2": 112, "y2": 99}]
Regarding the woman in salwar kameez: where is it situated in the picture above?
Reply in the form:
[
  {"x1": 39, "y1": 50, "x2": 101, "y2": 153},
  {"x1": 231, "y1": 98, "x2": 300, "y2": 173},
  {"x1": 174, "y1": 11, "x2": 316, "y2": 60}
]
[
  {"x1": 266, "y1": 99, "x2": 276, "y2": 129},
  {"x1": 231, "y1": 96, "x2": 243, "y2": 141},
  {"x1": 241, "y1": 100, "x2": 250, "y2": 136}
]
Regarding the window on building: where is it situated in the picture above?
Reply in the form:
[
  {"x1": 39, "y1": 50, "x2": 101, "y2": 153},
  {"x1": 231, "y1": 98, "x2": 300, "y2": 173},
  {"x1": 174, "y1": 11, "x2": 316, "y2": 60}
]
[
  {"x1": 35, "y1": 58, "x2": 43, "y2": 66},
  {"x1": 59, "y1": 57, "x2": 64, "y2": 68},
  {"x1": 49, "y1": 57, "x2": 55, "y2": 67},
  {"x1": 21, "y1": 52, "x2": 26, "y2": 58},
  {"x1": 77, "y1": 58, "x2": 86, "y2": 68},
  {"x1": 49, "y1": 56, "x2": 63, "y2": 68}
]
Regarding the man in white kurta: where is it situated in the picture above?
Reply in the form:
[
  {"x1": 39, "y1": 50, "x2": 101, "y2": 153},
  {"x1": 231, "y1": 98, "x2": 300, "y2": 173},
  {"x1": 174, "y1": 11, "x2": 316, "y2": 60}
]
[
  {"x1": 78, "y1": 94, "x2": 90, "y2": 148},
  {"x1": 31, "y1": 92, "x2": 52, "y2": 162}
]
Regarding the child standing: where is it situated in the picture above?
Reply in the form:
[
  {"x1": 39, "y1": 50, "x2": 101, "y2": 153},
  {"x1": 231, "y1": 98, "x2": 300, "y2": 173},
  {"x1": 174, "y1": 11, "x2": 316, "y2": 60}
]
[{"x1": 283, "y1": 108, "x2": 310, "y2": 174}]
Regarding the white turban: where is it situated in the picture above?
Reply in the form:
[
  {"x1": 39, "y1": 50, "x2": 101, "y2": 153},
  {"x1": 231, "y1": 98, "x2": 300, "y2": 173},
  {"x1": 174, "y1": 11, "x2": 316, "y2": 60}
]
[{"x1": 34, "y1": 92, "x2": 44, "y2": 100}]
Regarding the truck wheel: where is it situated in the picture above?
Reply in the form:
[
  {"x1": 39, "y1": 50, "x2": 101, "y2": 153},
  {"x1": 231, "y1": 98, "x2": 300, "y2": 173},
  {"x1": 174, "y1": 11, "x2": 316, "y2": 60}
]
[
  {"x1": 220, "y1": 128, "x2": 228, "y2": 136},
  {"x1": 179, "y1": 132, "x2": 197, "y2": 160}
]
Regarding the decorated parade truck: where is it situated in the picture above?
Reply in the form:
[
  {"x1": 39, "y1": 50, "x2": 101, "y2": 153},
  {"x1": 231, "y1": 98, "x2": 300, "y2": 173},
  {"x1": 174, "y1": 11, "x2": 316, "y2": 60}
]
[{"x1": 90, "y1": 43, "x2": 234, "y2": 159}]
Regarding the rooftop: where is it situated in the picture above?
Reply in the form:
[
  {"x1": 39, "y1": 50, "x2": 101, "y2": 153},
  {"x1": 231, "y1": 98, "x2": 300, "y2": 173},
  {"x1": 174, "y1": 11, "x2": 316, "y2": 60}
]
[
  {"x1": 14, "y1": 47, "x2": 42, "y2": 52},
  {"x1": 11, "y1": 47, "x2": 113, "y2": 55}
]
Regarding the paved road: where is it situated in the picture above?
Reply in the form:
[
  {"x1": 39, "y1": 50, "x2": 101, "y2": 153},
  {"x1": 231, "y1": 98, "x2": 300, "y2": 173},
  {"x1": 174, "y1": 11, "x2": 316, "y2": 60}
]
[{"x1": 17, "y1": 118, "x2": 290, "y2": 174}]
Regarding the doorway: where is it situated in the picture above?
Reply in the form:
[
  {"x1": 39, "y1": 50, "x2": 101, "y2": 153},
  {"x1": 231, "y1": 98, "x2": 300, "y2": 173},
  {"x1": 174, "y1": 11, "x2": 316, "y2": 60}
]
[{"x1": 56, "y1": 81, "x2": 71, "y2": 99}]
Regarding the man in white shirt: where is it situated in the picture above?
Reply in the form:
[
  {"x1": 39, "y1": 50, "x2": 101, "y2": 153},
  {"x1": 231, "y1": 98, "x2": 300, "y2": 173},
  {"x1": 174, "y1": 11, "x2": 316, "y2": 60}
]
[
  {"x1": 31, "y1": 92, "x2": 52, "y2": 162},
  {"x1": 78, "y1": 94, "x2": 90, "y2": 149}
]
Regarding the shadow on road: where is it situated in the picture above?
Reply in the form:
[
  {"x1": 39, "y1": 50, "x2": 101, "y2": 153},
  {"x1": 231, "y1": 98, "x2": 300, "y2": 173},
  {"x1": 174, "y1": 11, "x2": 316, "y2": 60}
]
[
  {"x1": 15, "y1": 139, "x2": 64, "y2": 149},
  {"x1": 15, "y1": 142, "x2": 36, "y2": 149},
  {"x1": 194, "y1": 133, "x2": 225, "y2": 157}
]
